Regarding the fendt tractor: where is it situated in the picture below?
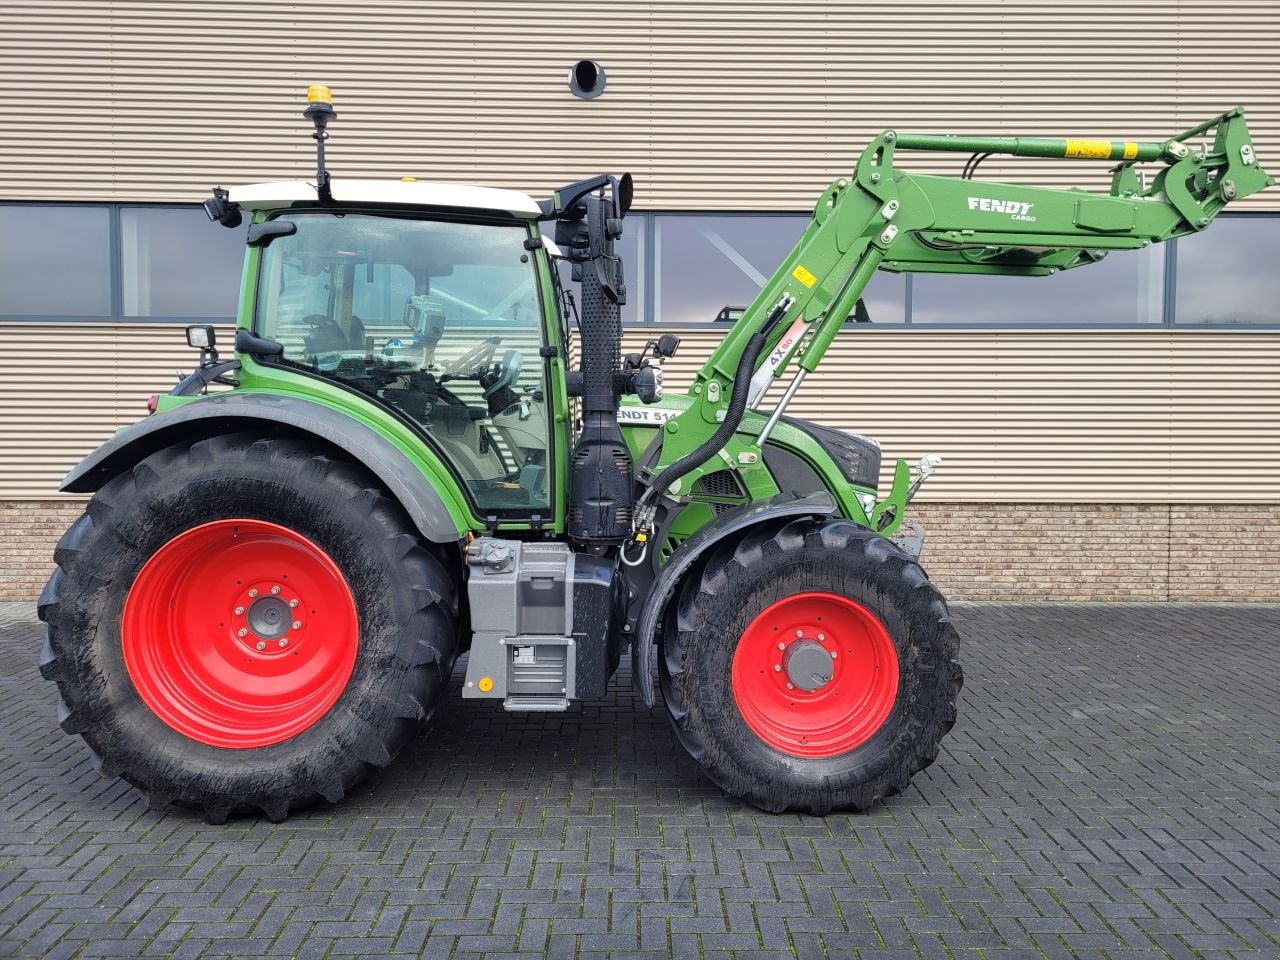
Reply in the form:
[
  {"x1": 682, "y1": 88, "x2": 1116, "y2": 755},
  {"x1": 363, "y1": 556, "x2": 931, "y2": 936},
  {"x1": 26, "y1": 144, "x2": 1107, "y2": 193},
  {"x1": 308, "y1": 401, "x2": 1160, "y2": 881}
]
[{"x1": 38, "y1": 88, "x2": 1271, "y2": 822}]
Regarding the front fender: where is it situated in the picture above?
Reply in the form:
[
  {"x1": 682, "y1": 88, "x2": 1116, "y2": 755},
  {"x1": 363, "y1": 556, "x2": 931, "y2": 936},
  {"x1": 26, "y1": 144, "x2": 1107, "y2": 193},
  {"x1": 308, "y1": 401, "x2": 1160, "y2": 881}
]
[
  {"x1": 61, "y1": 392, "x2": 466, "y2": 544},
  {"x1": 630, "y1": 492, "x2": 837, "y2": 706}
]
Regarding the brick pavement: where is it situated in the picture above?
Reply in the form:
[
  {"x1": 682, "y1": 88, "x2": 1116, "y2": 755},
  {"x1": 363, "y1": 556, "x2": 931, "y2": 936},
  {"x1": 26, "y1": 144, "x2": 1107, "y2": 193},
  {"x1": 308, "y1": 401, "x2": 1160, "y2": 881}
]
[{"x1": 0, "y1": 601, "x2": 1278, "y2": 959}]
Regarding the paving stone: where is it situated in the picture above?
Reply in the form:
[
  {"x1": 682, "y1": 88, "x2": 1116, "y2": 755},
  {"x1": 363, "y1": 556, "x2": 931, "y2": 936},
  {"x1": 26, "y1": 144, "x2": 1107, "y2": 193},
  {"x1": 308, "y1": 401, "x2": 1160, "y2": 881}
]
[{"x1": 0, "y1": 603, "x2": 1277, "y2": 958}]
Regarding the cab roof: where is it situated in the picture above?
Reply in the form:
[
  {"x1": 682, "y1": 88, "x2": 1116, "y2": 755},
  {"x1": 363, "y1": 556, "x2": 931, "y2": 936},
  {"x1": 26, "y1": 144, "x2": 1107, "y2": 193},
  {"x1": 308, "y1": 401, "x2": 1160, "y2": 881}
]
[{"x1": 228, "y1": 179, "x2": 542, "y2": 219}]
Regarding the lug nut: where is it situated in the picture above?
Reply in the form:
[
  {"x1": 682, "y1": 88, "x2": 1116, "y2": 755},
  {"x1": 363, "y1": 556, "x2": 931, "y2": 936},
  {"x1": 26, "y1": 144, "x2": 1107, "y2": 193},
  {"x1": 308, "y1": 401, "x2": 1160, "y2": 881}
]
[
  {"x1": 248, "y1": 589, "x2": 258, "y2": 598},
  {"x1": 786, "y1": 682, "x2": 795, "y2": 690},
  {"x1": 256, "y1": 641, "x2": 266, "y2": 651},
  {"x1": 237, "y1": 628, "x2": 248, "y2": 638},
  {"x1": 289, "y1": 599, "x2": 299, "y2": 608},
  {"x1": 234, "y1": 606, "x2": 244, "y2": 615},
  {"x1": 831, "y1": 650, "x2": 838, "y2": 659},
  {"x1": 817, "y1": 633, "x2": 824, "y2": 641},
  {"x1": 292, "y1": 620, "x2": 302, "y2": 630},
  {"x1": 777, "y1": 642, "x2": 785, "y2": 651},
  {"x1": 795, "y1": 629, "x2": 803, "y2": 638},
  {"x1": 774, "y1": 664, "x2": 782, "y2": 672},
  {"x1": 271, "y1": 585, "x2": 281, "y2": 595},
  {"x1": 278, "y1": 639, "x2": 288, "y2": 648}
]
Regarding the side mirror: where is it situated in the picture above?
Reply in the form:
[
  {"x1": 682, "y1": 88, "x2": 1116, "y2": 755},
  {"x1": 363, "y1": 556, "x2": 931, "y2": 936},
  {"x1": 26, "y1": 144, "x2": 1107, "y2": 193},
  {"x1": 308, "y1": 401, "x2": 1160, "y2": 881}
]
[
  {"x1": 247, "y1": 220, "x2": 298, "y2": 247},
  {"x1": 616, "y1": 172, "x2": 634, "y2": 217}
]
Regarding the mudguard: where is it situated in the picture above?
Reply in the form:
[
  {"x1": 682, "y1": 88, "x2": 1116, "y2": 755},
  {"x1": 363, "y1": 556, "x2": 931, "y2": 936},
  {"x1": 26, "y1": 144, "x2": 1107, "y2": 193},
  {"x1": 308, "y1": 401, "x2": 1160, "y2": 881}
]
[
  {"x1": 631, "y1": 492, "x2": 837, "y2": 706},
  {"x1": 61, "y1": 392, "x2": 465, "y2": 544}
]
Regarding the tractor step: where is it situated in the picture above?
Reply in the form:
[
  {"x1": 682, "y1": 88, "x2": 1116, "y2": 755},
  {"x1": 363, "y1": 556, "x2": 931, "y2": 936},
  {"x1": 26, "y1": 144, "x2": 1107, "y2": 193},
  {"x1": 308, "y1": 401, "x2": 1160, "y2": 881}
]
[{"x1": 503, "y1": 695, "x2": 570, "y2": 712}]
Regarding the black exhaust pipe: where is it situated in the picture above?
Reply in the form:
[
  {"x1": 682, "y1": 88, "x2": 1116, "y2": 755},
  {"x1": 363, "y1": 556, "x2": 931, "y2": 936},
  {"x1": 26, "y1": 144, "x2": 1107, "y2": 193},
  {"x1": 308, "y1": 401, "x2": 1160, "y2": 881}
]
[
  {"x1": 567, "y1": 191, "x2": 631, "y2": 545},
  {"x1": 543, "y1": 175, "x2": 634, "y2": 546}
]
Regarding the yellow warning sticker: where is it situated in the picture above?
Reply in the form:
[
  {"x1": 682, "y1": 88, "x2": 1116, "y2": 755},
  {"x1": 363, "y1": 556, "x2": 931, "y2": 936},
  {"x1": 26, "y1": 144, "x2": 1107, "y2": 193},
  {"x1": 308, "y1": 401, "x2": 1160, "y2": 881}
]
[
  {"x1": 1065, "y1": 139, "x2": 1114, "y2": 160},
  {"x1": 1123, "y1": 141, "x2": 1139, "y2": 160},
  {"x1": 792, "y1": 264, "x2": 817, "y2": 288}
]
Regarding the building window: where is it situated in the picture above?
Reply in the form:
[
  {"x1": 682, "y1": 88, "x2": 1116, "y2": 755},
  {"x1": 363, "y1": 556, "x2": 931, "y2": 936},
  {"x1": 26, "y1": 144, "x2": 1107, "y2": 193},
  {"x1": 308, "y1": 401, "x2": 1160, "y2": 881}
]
[
  {"x1": 910, "y1": 244, "x2": 1164, "y2": 325},
  {"x1": 0, "y1": 205, "x2": 112, "y2": 317},
  {"x1": 120, "y1": 207, "x2": 244, "y2": 318},
  {"x1": 652, "y1": 213, "x2": 906, "y2": 325},
  {"x1": 1174, "y1": 216, "x2": 1280, "y2": 325},
  {"x1": 0, "y1": 204, "x2": 1276, "y2": 328}
]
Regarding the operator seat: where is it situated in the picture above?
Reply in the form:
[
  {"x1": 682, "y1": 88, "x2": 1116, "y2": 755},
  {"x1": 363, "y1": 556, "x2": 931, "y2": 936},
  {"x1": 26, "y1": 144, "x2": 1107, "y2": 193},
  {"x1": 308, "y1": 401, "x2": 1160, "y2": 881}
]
[{"x1": 303, "y1": 313, "x2": 367, "y2": 354}]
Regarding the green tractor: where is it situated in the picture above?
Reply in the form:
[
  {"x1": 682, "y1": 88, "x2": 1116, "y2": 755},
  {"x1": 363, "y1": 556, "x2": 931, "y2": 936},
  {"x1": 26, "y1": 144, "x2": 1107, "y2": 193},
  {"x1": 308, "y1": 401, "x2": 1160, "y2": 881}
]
[{"x1": 39, "y1": 88, "x2": 1272, "y2": 821}]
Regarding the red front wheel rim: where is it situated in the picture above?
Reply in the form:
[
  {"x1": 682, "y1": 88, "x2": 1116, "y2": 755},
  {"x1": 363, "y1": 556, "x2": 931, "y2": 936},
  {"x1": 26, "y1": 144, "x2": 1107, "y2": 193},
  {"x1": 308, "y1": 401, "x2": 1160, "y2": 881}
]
[
  {"x1": 731, "y1": 592, "x2": 899, "y2": 758},
  {"x1": 122, "y1": 519, "x2": 359, "y2": 749}
]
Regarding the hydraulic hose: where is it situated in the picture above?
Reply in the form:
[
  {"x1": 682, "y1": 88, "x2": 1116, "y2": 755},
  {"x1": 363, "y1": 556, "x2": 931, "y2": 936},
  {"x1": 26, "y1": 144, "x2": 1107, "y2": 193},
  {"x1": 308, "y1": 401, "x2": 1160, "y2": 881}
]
[{"x1": 637, "y1": 330, "x2": 767, "y2": 516}]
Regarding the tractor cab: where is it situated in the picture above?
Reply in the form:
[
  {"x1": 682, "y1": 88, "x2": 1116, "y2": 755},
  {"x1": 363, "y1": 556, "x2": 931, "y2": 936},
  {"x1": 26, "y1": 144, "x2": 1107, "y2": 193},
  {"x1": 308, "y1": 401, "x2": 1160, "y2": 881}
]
[{"x1": 230, "y1": 180, "x2": 560, "y2": 513}]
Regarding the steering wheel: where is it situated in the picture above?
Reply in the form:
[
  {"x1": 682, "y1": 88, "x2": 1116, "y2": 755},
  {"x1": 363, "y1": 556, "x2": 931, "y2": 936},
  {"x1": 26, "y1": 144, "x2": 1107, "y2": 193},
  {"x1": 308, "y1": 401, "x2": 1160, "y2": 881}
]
[
  {"x1": 444, "y1": 336, "x2": 501, "y2": 377},
  {"x1": 483, "y1": 349, "x2": 524, "y2": 402}
]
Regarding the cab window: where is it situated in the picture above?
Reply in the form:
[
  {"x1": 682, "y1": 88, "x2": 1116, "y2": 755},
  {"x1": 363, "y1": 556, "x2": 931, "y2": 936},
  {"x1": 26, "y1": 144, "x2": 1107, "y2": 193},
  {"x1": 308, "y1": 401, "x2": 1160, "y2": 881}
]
[{"x1": 254, "y1": 212, "x2": 552, "y2": 512}]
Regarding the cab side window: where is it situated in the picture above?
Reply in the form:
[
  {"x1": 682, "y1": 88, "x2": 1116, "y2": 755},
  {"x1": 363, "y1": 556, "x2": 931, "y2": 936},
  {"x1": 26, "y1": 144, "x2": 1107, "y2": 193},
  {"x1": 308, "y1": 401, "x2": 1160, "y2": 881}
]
[{"x1": 255, "y1": 212, "x2": 552, "y2": 513}]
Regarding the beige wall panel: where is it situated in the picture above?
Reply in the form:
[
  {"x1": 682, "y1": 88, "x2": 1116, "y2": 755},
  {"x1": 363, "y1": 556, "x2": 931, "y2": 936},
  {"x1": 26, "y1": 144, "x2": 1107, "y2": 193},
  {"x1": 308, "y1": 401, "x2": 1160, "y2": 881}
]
[
  {"x1": 1, "y1": 1, "x2": 1277, "y2": 209},
  {"x1": 1, "y1": 323, "x2": 1276, "y2": 503}
]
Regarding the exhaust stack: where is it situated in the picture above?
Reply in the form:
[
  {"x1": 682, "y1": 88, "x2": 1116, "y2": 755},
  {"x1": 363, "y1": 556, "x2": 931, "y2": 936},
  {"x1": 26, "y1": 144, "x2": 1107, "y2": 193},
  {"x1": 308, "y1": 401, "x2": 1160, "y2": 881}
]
[{"x1": 542, "y1": 175, "x2": 634, "y2": 545}]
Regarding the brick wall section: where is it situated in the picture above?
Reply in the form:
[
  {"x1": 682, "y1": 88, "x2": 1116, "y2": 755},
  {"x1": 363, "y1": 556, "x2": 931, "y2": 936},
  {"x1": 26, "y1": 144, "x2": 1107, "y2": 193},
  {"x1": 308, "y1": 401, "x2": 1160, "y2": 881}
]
[
  {"x1": 1, "y1": 501, "x2": 84, "y2": 602},
  {"x1": 1168, "y1": 505, "x2": 1280, "y2": 601},
  {"x1": 913, "y1": 503, "x2": 1176, "y2": 601},
  {"x1": 1, "y1": 500, "x2": 1276, "y2": 602}
]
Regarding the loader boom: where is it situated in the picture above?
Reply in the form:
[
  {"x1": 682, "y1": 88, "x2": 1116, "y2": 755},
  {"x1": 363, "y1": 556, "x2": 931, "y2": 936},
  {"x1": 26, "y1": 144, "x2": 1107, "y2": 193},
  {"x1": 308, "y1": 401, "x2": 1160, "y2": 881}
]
[{"x1": 637, "y1": 109, "x2": 1272, "y2": 516}]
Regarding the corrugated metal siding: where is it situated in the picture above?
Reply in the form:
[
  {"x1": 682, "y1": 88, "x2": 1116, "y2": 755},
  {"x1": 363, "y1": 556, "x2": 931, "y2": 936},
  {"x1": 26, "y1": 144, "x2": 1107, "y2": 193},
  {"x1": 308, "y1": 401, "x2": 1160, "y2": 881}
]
[
  {"x1": 1, "y1": 1, "x2": 1277, "y2": 209},
  {"x1": 637, "y1": 329, "x2": 1280, "y2": 500},
  {"x1": 2, "y1": 323, "x2": 1276, "y2": 502}
]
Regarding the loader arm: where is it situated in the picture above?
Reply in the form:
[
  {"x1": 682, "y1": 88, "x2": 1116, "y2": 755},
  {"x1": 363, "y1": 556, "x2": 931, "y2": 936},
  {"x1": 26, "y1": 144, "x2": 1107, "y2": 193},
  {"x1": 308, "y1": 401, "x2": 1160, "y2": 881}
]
[{"x1": 637, "y1": 109, "x2": 1273, "y2": 520}]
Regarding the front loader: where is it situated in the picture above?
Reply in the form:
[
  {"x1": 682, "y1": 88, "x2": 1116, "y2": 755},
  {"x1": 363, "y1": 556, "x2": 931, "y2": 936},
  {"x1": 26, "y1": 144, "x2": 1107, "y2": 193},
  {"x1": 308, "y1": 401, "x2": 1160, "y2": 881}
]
[{"x1": 38, "y1": 88, "x2": 1272, "y2": 821}]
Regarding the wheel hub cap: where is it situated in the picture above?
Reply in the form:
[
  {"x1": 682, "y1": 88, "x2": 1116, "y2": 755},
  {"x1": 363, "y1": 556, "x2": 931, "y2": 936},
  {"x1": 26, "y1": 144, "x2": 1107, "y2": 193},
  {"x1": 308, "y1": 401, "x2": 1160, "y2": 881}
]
[
  {"x1": 246, "y1": 595, "x2": 291, "y2": 641},
  {"x1": 784, "y1": 639, "x2": 833, "y2": 691}
]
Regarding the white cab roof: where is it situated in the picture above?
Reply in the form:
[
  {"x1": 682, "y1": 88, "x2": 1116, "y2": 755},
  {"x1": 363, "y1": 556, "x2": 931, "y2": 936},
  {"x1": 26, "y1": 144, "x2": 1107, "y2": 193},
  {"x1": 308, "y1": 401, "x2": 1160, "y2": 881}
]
[{"x1": 229, "y1": 179, "x2": 542, "y2": 218}]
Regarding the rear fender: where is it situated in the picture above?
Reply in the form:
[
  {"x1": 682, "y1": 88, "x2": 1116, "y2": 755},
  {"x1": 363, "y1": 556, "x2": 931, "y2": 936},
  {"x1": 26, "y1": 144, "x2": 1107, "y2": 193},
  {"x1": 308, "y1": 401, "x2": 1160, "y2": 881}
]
[
  {"x1": 61, "y1": 392, "x2": 466, "y2": 544},
  {"x1": 630, "y1": 492, "x2": 837, "y2": 706}
]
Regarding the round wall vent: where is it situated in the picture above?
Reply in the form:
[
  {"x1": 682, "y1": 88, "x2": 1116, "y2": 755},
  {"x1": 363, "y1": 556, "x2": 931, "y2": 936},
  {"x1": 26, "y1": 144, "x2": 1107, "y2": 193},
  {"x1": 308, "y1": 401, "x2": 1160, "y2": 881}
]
[{"x1": 568, "y1": 60, "x2": 606, "y2": 100}]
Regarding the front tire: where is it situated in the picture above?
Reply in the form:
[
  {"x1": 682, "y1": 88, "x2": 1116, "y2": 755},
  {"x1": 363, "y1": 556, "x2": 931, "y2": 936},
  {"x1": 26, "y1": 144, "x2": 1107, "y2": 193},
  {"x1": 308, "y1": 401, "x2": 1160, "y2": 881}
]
[
  {"x1": 38, "y1": 433, "x2": 459, "y2": 822},
  {"x1": 660, "y1": 517, "x2": 962, "y2": 814}
]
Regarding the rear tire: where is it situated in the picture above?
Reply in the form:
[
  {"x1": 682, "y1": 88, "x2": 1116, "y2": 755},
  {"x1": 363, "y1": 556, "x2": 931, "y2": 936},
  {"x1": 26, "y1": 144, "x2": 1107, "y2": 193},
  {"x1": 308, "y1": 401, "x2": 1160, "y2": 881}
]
[
  {"x1": 38, "y1": 433, "x2": 459, "y2": 822},
  {"x1": 660, "y1": 517, "x2": 961, "y2": 814}
]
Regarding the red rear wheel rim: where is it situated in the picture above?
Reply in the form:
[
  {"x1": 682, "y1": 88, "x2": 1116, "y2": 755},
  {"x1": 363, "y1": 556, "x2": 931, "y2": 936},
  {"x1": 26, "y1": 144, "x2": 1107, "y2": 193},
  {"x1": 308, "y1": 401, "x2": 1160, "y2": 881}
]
[
  {"x1": 731, "y1": 592, "x2": 899, "y2": 758},
  {"x1": 121, "y1": 519, "x2": 359, "y2": 749}
]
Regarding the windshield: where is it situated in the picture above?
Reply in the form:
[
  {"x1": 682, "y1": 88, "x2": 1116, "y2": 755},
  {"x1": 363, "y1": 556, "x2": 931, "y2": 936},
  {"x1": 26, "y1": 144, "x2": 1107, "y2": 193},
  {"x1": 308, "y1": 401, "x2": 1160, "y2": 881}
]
[{"x1": 254, "y1": 211, "x2": 553, "y2": 513}]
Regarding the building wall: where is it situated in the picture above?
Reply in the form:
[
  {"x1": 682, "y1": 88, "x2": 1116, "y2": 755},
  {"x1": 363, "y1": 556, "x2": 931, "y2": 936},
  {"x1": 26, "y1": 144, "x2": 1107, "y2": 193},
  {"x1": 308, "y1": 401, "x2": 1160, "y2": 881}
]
[{"x1": 1, "y1": 1, "x2": 1278, "y2": 211}]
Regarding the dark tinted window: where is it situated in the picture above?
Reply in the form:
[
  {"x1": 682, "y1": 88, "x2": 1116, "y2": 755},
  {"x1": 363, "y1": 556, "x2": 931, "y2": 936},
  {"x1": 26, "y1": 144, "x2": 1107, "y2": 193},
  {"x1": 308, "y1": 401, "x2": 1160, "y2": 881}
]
[
  {"x1": 911, "y1": 245, "x2": 1164, "y2": 324},
  {"x1": 121, "y1": 207, "x2": 244, "y2": 317},
  {"x1": 1175, "y1": 216, "x2": 1280, "y2": 324},
  {"x1": 653, "y1": 214, "x2": 905, "y2": 325},
  {"x1": 0, "y1": 205, "x2": 111, "y2": 316}
]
